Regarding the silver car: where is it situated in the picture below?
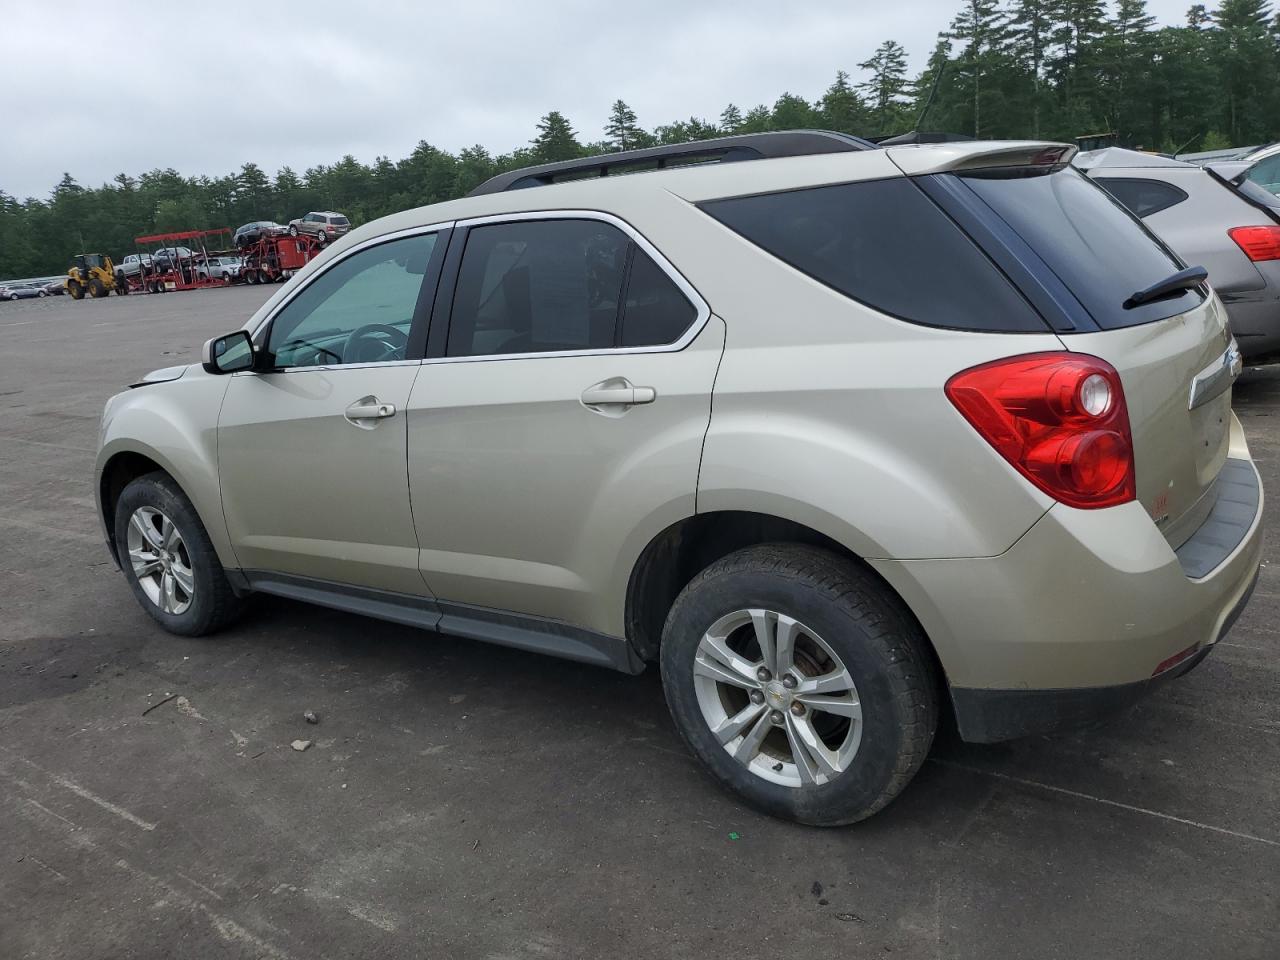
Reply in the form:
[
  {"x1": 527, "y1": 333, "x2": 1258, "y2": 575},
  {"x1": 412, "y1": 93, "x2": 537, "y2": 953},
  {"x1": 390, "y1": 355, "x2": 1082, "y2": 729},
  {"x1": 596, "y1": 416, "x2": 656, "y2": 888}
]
[
  {"x1": 287, "y1": 211, "x2": 350, "y2": 245},
  {"x1": 1078, "y1": 147, "x2": 1280, "y2": 361},
  {"x1": 196, "y1": 257, "x2": 242, "y2": 282},
  {"x1": 95, "y1": 135, "x2": 1262, "y2": 825}
]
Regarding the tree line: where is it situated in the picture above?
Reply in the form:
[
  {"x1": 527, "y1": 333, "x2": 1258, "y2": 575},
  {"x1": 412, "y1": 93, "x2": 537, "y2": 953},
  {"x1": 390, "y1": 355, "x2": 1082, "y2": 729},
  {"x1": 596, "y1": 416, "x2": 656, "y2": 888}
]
[{"x1": 3, "y1": 0, "x2": 1279, "y2": 280}]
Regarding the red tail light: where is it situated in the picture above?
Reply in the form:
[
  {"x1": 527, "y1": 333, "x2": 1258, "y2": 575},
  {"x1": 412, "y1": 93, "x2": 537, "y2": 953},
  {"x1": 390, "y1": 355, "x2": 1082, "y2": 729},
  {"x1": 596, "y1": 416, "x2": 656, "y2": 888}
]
[
  {"x1": 1229, "y1": 225, "x2": 1280, "y2": 262},
  {"x1": 945, "y1": 353, "x2": 1136, "y2": 509}
]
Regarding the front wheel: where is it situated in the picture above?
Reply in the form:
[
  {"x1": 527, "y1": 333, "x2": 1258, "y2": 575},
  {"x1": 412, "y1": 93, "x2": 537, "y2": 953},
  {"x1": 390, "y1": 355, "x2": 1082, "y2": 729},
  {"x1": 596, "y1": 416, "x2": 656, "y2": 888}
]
[
  {"x1": 114, "y1": 472, "x2": 243, "y2": 636},
  {"x1": 37, "y1": 290, "x2": 46, "y2": 298},
  {"x1": 660, "y1": 544, "x2": 938, "y2": 826}
]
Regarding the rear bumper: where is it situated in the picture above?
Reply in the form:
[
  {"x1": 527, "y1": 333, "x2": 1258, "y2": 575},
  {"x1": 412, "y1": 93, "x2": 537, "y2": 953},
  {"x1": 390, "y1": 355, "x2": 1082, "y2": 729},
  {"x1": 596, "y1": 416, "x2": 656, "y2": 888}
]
[
  {"x1": 870, "y1": 426, "x2": 1263, "y2": 743},
  {"x1": 949, "y1": 567, "x2": 1255, "y2": 742}
]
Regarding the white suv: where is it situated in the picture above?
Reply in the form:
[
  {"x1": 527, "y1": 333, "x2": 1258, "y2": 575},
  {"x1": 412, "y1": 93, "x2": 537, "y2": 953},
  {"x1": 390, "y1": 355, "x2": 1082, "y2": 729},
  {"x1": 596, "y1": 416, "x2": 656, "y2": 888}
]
[{"x1": 96, "y1": 133, "x2": 1261, "y2": 824}]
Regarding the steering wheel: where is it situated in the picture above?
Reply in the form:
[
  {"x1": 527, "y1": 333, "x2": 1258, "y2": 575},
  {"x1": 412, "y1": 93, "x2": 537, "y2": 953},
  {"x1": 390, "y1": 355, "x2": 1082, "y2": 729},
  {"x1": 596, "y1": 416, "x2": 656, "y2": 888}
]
[{"x1": 343, "y1": 323, "x2": 409, "y2": 364}]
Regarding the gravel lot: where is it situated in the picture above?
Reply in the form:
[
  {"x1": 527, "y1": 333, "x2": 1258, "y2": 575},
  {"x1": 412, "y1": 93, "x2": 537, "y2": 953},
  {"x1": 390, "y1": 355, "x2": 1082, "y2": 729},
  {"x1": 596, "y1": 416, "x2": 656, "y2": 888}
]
[{"x1": 1, "y1": 287, "x2": 1277, "y2": 959}]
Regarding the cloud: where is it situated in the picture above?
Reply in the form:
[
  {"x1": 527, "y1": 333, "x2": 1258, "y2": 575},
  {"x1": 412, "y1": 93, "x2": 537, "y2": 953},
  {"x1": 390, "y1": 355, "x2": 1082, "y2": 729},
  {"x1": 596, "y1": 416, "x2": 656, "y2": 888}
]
[{"x1": 1, "y1": 0, "x2": 1192, "y2": 199}]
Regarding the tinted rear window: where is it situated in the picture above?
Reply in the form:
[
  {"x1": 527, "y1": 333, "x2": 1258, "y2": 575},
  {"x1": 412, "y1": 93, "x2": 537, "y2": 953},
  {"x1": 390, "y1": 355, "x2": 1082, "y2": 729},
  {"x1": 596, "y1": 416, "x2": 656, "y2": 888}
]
[
  {"x1": 700, "y1": 179, "x2": 1044, "y2": 332},
  {"x1": 961, "y1": 167, "x2": 1203, "y2": 329},
  {"x1": 333, "y1": 216, "x2": 350, "y2": 225}
]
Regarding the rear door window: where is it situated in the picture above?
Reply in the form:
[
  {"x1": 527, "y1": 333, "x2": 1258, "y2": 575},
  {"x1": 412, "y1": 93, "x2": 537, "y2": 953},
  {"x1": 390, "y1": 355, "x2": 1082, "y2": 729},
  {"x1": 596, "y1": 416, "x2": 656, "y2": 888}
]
[
  {"x1": 447, "y1": 219, "x2": 630, "y2": 357},
  {"x1": 699, "y1": 179, "x2": 1045, "y2": 332},
  {"x1": 1093, "y1": 177, "x2": 1189, "y2": 218},
  {"x1": 961, "y1": 166, "x2": 1203, "y2": 329}
]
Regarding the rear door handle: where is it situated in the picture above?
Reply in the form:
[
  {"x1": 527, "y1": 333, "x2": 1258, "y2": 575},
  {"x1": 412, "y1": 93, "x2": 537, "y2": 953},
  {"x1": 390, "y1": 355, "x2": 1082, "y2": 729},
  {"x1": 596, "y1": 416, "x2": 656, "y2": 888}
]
[
  {"x1": 345, "y1": 397, "x2": 396, "y2": 424},
  {"x1": 580, "y1": 379, "x2": 657, "y2": 408}
]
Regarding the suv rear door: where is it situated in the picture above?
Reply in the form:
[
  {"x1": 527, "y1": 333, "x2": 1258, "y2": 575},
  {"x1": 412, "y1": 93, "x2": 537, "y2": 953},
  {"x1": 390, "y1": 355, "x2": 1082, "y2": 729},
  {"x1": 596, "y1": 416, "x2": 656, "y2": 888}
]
[{"x1": 405, "y1": 213, "x2": 723, "y2": 636}]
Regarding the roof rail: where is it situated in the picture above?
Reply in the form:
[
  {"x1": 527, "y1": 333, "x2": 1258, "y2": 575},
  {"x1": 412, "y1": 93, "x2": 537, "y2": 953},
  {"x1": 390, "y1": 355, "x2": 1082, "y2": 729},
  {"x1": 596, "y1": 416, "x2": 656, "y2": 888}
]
[{"x1": 467, "y1": 129, "x2": 877, "y2": 196}]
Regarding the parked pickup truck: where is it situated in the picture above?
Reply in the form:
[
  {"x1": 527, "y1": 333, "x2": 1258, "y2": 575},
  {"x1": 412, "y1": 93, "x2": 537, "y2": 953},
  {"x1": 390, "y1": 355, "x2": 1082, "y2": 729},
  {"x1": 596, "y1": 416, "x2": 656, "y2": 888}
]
[{"x1": 114, "y1": 254, "x2": 154, "y2": 280}]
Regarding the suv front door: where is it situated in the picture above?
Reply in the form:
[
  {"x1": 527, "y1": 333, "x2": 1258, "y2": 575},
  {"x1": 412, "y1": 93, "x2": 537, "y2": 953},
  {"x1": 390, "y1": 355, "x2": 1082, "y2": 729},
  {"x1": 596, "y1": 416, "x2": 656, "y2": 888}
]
[
  {"x1": 218, "y1": 229, "x2": 446, "y2": 594},
  {"x1": 406, "y1": 213, "x2": 723, "y2": 637}
]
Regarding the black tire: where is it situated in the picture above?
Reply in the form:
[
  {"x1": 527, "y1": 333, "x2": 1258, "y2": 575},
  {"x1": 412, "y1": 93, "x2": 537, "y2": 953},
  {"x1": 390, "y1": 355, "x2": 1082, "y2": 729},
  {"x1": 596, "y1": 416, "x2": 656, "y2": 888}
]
[
  {"x1": 288, "y1": 224, "x2": 299, "y2": 237},
  {"x1": 68, "y1": 281, "x2": 84, "y2": 300},
  {"x1": 113, "y1": 472, "x2": 244, "y2": 636},
  {"x1": 316, "y1": 233, "x2": 327, "y2": 246},
  {"x1": 37, "y1": 290, "x2": 46, "y2": 298},
  {"x1": 116, "y1": 281, "x2": 129, "y2": 295},
  {"x1": 660, "y1": 544, "x2": 938, "y2": 826},
  {"x1": 89, "y1": 277, "x2": 106, "y2": 298}
]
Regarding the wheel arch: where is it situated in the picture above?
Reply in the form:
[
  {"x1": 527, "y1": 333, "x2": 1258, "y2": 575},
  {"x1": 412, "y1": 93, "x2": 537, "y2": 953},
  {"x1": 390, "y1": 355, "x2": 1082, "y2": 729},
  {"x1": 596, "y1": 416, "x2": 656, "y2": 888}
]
[{"x1": 623, "y1": 510, "x2": 950, "y2": 698}]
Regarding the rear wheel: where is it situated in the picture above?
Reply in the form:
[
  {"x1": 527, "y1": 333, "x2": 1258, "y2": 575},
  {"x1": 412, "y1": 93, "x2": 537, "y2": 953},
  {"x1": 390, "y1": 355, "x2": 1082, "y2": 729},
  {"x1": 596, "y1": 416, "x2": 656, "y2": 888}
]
[
  {"x1": 288, "y1": 224, "x2": 299, "y2": 237},
  {"x1": 114, "y1": 472, "x2": 243, "y2": 636},
  {"x1": 37, "y1": 290, "x2": 46, "y2": 298},
  {"x1": 660, "y1": 544, "x2": 938, "y2": 826},
  {"x1": 316, "y1": 233, "x2": 327, "y2": 246}
]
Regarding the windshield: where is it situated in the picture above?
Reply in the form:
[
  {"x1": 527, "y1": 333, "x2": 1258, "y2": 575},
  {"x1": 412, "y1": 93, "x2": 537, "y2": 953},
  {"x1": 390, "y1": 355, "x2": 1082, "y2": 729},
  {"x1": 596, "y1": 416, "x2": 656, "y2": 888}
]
[{"x1": 960, "y1": 166, "x2": 1203, "y2": 329}]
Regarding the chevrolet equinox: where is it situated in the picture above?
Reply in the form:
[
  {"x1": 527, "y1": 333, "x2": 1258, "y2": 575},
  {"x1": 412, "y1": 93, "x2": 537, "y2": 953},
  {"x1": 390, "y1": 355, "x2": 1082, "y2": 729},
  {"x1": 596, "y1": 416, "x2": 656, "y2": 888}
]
[{"x1": 95, "y1": 132, "x2": 1263, "y2": 825}]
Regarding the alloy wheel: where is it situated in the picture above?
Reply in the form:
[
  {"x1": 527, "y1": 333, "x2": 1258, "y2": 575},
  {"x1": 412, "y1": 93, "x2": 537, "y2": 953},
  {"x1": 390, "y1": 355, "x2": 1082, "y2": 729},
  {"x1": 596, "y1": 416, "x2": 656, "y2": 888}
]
[
  {"x1": 126, "y1": 506, "x2": 195, "y2": 616},
  {"x1": 693, "y1": 609, "x2": 862, "y2": 788}
]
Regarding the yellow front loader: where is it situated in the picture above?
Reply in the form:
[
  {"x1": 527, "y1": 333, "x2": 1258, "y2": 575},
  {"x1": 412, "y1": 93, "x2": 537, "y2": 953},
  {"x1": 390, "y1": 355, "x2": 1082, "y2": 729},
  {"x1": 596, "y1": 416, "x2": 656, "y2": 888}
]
[{"x1": 66, "y1": 253, "x2": 126, "y2": 299}]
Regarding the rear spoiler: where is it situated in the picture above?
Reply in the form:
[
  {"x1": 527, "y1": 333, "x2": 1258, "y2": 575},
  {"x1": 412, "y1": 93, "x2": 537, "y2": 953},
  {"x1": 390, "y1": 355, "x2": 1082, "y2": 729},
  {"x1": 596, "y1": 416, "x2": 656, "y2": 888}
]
[{"x1": 886, "y1": 141, "x2": 1077, "y2": 177}]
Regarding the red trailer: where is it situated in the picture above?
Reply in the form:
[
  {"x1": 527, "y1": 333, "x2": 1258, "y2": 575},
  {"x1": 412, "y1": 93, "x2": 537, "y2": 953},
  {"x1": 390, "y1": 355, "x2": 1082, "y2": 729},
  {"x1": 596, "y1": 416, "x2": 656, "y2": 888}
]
[
  {"x1": 125, "y1": 229, "x2": 235, "y2": 293},
  {"x1": 240, "y1": 234, "x2": 322, "y2": 286}
]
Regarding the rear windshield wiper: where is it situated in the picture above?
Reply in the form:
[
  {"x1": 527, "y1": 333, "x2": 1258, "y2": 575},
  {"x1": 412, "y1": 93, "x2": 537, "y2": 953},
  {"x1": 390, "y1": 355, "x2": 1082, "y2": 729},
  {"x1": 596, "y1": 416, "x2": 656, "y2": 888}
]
[{"x1": 1123, "y1": 265, "x2": 1208, "y2": 310}]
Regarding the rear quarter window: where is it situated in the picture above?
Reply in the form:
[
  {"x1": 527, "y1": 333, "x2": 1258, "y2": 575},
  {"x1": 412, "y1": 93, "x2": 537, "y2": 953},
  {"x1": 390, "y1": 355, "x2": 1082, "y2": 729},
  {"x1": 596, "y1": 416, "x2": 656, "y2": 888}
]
[
  {"x1": 1092, "y1": 177, "x2": 1189, "y2": 218},
  {"x1": 699, "y1": 178, "x2": 1045, "y2": 333}
]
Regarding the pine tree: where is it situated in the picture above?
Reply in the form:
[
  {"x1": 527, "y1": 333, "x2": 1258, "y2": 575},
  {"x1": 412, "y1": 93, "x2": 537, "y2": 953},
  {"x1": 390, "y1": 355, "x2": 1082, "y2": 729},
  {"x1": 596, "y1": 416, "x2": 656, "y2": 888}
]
[
  {"x1": 1187, "y1": 3, "x2": 1211, "y2": 27},
  {"x1": 1048, "y1": 0, "x2": 1109, "y2": 133},
  {"x1": 945, "y1": 0, "x2": 1011, "y2": 138},
  {"x1": 719, "y1": 104, "x2": 744, "y2": 132},
  {"x1": 771, "y1": 92, "x2": 820, "y2": 129},
  {"x1": 531, "y1": 111, "x2": 582, "y2": 162},
  {"x1": 1213, "y1": 0, "x2": 1278, "y2": 143},
  {"x1": 1008, "y1": 0, "x2": 1056, "y2": 136},
  {"x1": 604, "y1": 100, "x2": 641, "y2": 152},
  {"x1": 1103, "y1": 0, "x2": 1157, "y2": 143},
  {"x1": 858, "y1": 40, "x2": 910, "y2": 134},
  {"x1": 819, "y1": 71, "x2": 867, "y2": 133}
]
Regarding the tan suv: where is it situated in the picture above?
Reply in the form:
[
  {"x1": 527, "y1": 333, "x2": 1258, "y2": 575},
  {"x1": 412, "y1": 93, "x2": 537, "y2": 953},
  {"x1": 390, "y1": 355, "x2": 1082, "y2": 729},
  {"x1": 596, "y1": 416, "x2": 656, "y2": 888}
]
[{"x1": 95, "y1": 133, "x2": 1263, "y2": 825}]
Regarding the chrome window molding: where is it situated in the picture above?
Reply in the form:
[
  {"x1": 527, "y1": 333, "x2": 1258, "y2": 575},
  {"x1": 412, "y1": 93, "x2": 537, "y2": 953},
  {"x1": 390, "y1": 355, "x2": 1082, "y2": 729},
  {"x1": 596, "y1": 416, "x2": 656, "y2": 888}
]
[
  {"x1": 431, "y1": 208, "x2": 712, "y2": 364},
  {"x1": 246, "y1": 209, "x2": 712, "y2": 372}
]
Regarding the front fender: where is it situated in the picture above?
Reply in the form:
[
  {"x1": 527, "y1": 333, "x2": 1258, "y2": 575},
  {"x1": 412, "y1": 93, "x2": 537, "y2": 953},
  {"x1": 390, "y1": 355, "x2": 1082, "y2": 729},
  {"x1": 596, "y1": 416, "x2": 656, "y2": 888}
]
[{"x1": 96, "y1": 371, "x2": 234, "y2": 568}]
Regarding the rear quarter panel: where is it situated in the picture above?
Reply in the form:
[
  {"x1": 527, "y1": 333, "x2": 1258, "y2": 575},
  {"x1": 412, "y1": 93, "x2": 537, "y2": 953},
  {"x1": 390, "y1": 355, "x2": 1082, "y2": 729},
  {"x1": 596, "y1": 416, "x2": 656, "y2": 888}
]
[{"x1": 625, "y1": 193, "x2": 1063, "y2": 560}]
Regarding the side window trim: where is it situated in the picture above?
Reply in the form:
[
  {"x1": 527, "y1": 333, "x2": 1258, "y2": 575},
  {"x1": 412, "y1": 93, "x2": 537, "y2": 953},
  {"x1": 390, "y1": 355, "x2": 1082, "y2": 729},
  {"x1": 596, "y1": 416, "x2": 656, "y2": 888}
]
[
  {"x1": 426, "y1": 209, "x2": 710, "y2": 364},
  {"x1": 250, "y1": 223, "x2": 454, "y2": 372}
]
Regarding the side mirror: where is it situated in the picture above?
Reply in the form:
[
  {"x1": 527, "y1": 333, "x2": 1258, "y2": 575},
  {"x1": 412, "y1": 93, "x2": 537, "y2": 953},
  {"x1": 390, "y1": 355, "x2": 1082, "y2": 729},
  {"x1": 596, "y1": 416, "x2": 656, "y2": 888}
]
[{"x1": 202, "y1": 330, "x2": 256, "y2": 374}]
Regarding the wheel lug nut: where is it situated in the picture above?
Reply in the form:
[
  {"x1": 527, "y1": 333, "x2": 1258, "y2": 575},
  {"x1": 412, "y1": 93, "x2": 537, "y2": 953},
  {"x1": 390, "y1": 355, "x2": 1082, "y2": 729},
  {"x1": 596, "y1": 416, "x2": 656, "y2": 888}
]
[
  {"x1": 782, "y1": 675, "x2": 798, "y2": 690},
  {"x1": 756, "y1": 667, "x2": 772, "y2": 682},
  {"x1": 790, "y1": 702, "x2": 805, "y2": 716},
  {"x1": 769, "y1": 711, "x2": 784, "y2": 725},
  {"x1": 749, "y1": 690, "x2": 765, "y2": 705}
]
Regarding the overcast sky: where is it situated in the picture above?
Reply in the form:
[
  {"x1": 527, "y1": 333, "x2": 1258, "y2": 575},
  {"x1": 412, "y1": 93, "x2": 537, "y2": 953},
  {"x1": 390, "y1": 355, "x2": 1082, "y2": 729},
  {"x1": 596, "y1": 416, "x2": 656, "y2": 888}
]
[{"x1": 2, "y1": 0, "x2": 1193, "y2": 200}]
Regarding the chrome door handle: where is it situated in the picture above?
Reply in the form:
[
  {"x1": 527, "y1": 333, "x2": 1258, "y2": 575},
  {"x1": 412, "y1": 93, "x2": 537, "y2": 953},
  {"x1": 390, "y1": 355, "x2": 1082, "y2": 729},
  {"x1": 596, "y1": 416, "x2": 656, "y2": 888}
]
[
  {"x1": 580, "y1": 380, "x2": 657, "y2": 407},
  {"x1": 345, "y1": 397, "x2": 396, "y2": 423}
]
